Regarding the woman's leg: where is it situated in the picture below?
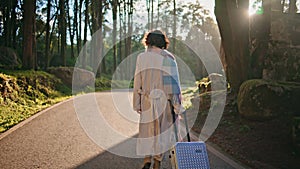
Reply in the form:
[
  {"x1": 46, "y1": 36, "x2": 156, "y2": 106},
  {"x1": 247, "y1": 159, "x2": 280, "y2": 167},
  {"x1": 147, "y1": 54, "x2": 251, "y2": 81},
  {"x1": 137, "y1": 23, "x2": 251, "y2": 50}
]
[
  {"x1": 153, "y1": 155, "x2": 162, "y2": 169},
  {"x1": 143, "y1": 156, "x2": 151, "y2": 164},
  {"x1": 142, "y1": 156, "x2": 151, "y2": 169}
]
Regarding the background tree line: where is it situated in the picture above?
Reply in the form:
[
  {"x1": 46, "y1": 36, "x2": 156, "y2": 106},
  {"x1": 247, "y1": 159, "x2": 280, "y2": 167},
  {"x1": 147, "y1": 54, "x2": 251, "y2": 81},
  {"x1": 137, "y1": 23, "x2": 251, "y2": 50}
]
[
  {"x1": 2, "y1": 0, "x2": 299, "y2": 94},
  {"x1": 0, "y1": 0, "x2": 219, "y2": 79}
]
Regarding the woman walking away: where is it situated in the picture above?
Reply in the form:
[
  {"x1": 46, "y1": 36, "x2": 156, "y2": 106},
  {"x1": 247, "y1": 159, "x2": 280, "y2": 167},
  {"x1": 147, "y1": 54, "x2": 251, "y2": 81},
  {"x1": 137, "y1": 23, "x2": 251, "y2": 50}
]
[{"x1": 133, "y1": 30, "x2": 184, "y2": 169}]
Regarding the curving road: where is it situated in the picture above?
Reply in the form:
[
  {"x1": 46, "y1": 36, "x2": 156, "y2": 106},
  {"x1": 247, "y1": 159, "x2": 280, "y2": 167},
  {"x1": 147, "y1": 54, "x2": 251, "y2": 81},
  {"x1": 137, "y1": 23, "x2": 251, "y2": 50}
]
[{"x1": 0, "y1": 91, "x2": 246, "y2": 169}]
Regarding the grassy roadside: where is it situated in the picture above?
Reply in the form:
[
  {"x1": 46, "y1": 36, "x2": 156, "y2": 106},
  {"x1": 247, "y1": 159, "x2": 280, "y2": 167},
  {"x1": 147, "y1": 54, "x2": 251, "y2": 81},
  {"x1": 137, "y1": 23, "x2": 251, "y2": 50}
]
[
  {"x1": 0, "y1": 70, "x2": 72, "y2": 133},
  {"x1": 0, "y1": 70, "x2": 115, "y2": 133}
]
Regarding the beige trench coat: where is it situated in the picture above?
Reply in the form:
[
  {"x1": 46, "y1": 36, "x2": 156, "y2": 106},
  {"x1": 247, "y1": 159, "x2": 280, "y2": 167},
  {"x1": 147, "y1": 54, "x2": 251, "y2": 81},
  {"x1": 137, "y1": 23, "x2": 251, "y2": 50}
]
[{"x1": 133, "y1": 49, "x2": 183, "y2": 156}]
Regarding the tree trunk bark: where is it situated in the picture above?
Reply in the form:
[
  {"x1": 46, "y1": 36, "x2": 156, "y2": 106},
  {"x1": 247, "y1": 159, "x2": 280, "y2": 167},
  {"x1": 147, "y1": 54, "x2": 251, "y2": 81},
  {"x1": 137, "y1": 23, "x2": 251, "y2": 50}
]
[
  {"x1": 91, "y1": 0, "x2": 96, "y2": 67},
  {"x1": 112, "y1": 0, "x2": 118, "y2": 72},
  {"x1": 82, "y1": 0, "x2": 89, "y2": 69},
  {"x1": 147, "y1": 0, "x2": 150, "y2": 30},
  {"x1": 250, "y1": 0, "x2": 271, "y2": 78},
  {"x1": 11, "y1": 0, "x2": 18, "y2": 48},
  {"x1": 33, "y1": 9, "x2": 37, "y2": 70},
  {"x1": 23, "y1": 0, "x2": 36, "y2": 70},
  {"x1": 4, "y1": 1, "x2": 10, "y2": 47},
  {"x1": 126, "y1": 0, "x2": 133, "y2": 56},
  {"x1": 156, "y1": 0, "x2": 160, "y2": 28},
  {"x1": 289, "y1": 0, "x2": 297, "y2": 14},
  {"x1": 172, "y1": 0, "x2": 176, "y2": 52},
  {"x1": 59, "y1": 0, "x2": 66, "y2": 66},
  {"x1": 118, "y1": 1, "x2": 123, "y2": 64},
  {"x1": 215, "y1": 0, "x2": 250, "y2": 94},
  {"x1": 78, "y1": 0, "x2": 84, "y2": 54},
  {"x1": 50, "y1": 12, "x2": 57, "y2": 58},
  {"x1": 91, "y1": 0, "x2": 103, "y2": 73},
  {"x1": 271, "y1": 0, "x2": 283, "y2": 12},
  {"x1": 74, "y1": 0, "x2": 80, "y2": 55},
  {"x1": 98, "y1": 0, "x2": 104, "y2": 75},
  {"x1": 128, "y1": 0, "x2": 134, "y2": 74},
  {"x1": 45, "y1": 0, "x2": 51, "y2": 69},
  {"x1": 123, "y1": 1, "x2": 127, "y2": 58},
  {"x1": 151, "y1": 0, "x2": 154, "y2": 30},
  {"x1": 67, "y1": 0, "x2": 75, "y2": 59}
]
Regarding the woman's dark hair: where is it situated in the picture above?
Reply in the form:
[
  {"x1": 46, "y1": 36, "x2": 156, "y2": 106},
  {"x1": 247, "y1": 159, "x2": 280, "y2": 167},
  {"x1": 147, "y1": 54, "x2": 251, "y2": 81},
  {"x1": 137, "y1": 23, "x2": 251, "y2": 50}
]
[{"x1": 143, "y1": 30, "x2": 169, "y2": 49}]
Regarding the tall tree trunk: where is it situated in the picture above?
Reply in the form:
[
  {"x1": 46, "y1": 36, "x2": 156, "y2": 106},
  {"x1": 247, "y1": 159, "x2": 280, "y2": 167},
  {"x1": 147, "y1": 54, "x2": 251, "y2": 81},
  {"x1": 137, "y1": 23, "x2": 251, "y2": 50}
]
[
  {"x1": 112, "y1": 0, "x2": 118, "y2": 72},
  {"x1": 67, "y1": 0, "x2": 75, "y2": 59},
  {"x1": 146, "y1": 0, "x2": 150, "y2": 30},
  {"x1": 215, "y1": 0, "x2": 250, "y2": 94},
  {"x1": 82, "y1": 0, "x2": 89, "y2": 69},
  {"x1": 91, "y1": 0, "x2": 97, "y2": 34},
  {"x1": 33, "y1": 8, "x2": 37, "y2": 70},
  {"x1": 123, "y1": 1, "x2": 127, "y2": 57},
  {"x1": 11, "y1": 0, "x2": 18, "y2": 48},
  {"x1": 50, "y1": 12, "x2": 57, "y2": 57},
  {"x1": 45, "y1": 0, "x2": 51, "y2": 69},
  {"x1": 156, "y1": 0, "x2": 160, "y2": 28},
  {"x1": 98, "y1": 0, "x2": 104, "y2": 75},
  {"x1": 271, "y1": 0, "x2": 283, "y2": 12},
  {"x1": 0, "y1": 5, "x2": 2, "y2": 39},
  {"x1": 250, "y1": 0, "x2": 271, "y2": 78},
  {"x1": 2, "y1": 0, "x2": 18, "y2": 48},
  {"x1": 4, "y1": 1, "x2": 10, "y2": 47},
  {"x1": 91, "y1": 0, "x2": 96, "y2": 68},
  {"x1": 172, "y1": 0, "x2": 176, "y2": 52},
  {"x1": 101, "y1": 27, "x2": 106, "y2": 74},
  {"x1": 151, "y1": 0, "x2": 154, "y2": 30},
  {"x1": 91, "y1": 0, "x2": 103, "y2": 73},
  {"x1": 126, "y1": 0, "x2": 133, "y2": 55},
  {"x1": 125, "y1": 0, "x2": 133, "y2": 75},
  {"x1": 59, "y1": 0, "x2": 66, "y2": 66},
  {"x1": 23, "y1": 0, "x2": 36, "y2": 70},
  {"x1": 74, "y1": 0, "x2": 80, "y2": 55},
  {"x1": 118, "y1": 1, "x2": 123, "y2": 64},
  {"x1": 78, "y1": 0, "x2": 84, "y2": 53},
  {"x1": 289, "y1": 0, "x2": 296, "y2": 14}
]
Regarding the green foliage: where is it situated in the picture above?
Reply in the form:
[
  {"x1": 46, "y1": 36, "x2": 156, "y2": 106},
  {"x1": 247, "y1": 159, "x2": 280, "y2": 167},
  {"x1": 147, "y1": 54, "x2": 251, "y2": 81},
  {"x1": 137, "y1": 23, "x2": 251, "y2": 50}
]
[
  {"x1": 95, "y1": 76, "x2": 112, "y2": 91},
  {"x1": 292, "y1": 116, "x2": 300, "y2": 153},
  {"x1": 196, "y1": 77, "x2": 211, "y2": 88},
  {"x1": 0, "y1": 71, "x2": 71, "y2": 133},
  {"x1": 239, "y1": 124, "x2": 251, "y2": 133},
  {"x1": 222, "y1": 120, "x2": 233, "y2": 126},
  {"x1": 95, "y1": 75, "x2": 135, "y2": 91},
  {"x1": 181, "y1": 86, "x2": 198, "y2": 109}
]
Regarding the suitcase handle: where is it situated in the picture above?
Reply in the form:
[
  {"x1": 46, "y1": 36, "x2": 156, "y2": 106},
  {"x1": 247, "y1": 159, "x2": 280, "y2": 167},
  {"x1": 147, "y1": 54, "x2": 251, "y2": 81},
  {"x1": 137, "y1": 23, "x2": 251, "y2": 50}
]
[{"x1": 169, "y1": 100, "x2": 191, "y2": 142}]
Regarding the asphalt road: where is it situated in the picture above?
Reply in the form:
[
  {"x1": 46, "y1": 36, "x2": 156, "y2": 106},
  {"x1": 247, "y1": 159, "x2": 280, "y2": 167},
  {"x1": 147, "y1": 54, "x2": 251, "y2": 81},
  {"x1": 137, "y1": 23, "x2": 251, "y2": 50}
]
[{"x1": 0, "y1": 91, "x2": 247, "y2": 169}]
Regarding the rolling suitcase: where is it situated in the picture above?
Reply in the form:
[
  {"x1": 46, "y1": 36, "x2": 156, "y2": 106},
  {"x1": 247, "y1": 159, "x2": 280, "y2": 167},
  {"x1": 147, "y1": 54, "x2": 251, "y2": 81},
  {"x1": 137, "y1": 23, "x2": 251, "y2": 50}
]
[{"x1": 169, "y1": 101, "x2": 210, "y2": 169}]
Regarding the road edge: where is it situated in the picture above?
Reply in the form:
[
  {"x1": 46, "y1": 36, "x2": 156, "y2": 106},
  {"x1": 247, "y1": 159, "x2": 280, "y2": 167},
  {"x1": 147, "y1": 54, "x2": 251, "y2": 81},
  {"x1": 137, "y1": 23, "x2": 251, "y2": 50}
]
[
  {"x1": 0, "y1": 97, "x2": 74, "y2": 140},
  {"x1": 189, "y1": 131, "x2": 250, "y2": 169}
]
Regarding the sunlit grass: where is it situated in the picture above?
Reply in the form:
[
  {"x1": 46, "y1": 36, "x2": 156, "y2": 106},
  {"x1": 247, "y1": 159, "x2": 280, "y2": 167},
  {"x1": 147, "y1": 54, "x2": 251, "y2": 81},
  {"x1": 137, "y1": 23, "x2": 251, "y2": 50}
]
[
  {"x1": 181, "y1": 86, "x2": 198, "y2": 109},
  {"x1": 0, "y1": 71, "x2": 72, "y2": 133},
  {"x1": 0, "y1": 70, "x2": 115, "y2": 133},
  {"x1": 0, "y1": 95, "x2": 70, "y2": 133}
]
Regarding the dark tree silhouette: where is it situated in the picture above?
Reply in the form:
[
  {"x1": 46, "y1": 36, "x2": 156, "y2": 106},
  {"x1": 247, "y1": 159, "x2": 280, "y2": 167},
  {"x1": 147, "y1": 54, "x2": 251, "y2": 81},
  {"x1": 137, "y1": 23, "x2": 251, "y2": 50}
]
[
  {"x1": 215, "y1": 0, "x2": 250, "y2": 94},
  {"x1": 23, "y1": 0, "x2": 36, "y2": 69}
]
